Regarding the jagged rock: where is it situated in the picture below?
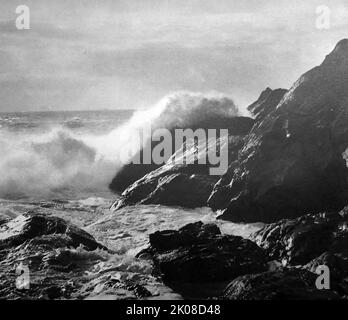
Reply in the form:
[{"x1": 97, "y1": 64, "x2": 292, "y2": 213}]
[
  {"x1": 247, "y1": 87, "x2": 287, "y2": 120},
  {"x1": 141, "y1": 222, "x2": 268, "y2": 283},
  {"x1": 109, "y1": 162, "x2": 159, "y2": 193},
  {"x1": 109, "y1": 116, "x2": 254, "y2": 193},
  {"x1": 251, "y1": 208, "x2": 348, "y2": 266},
  {"x1": 223, "y1": 268, "x2": 339, "y2": 300},
  {"x1": 209, "y1": 39, "x2": 348, "y2": 223},
  {"x1": 112, "y1": 136, "x2": 234, "y2": 209},
  {"x1": 112, "y1": 117, "x2": 254, "y2": 210},
  {"x1": 113, "y1": 171, "x2": 219, "y2": 210}
]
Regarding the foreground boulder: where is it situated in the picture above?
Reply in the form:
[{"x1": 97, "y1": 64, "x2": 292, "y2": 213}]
[
  {"x1": 139, "y1": 222, "x2": 268, "y2": 283},
  {"x1": 251, "y1": 207, "x2": 348, "y2": 266},
  {"x1": 0, "y1": 213, "x2": 108, "y2": 299},
  {"x1": 209, "y1": 39, "x2": 348, "y2": 222},
  {"x1": 0, "y1": 213, "x2": 107, "y2": 251},
  {"x1": 223, "y1": 268, "x2": 339, "y2": 300}
]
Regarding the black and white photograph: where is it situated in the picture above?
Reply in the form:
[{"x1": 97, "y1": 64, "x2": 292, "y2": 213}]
[{"x1": 1, "y1": 0, "x2": 348, "y2": 311}]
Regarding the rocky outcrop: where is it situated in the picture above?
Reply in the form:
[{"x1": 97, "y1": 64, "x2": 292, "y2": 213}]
[
  {"x1": 112, "y1": 117, "x2": 254, "y2": 209},
  {"x1": 112, "y1": 167, "x2": 220, "y2": 210},
  {"x1": 247, "y1": 87, "x2": 287, "y2": 120},
  {"x1": 110, "y1": 116, "x2": 254, "y2": 193},
  {"x1": 138, "y1": 222, "x2": 268, "y2": 284},
  {"x1": 209, "y1": 39, "x2": 348, "y2": 222},
  {"x1": 0, "y1": 213, "x2": 107, "y2": 251},
  {"x1": 223, "y1": 268, "x2": 339, "y2": 300},
  {"x1": 251, "y1": 207, "x2": 348, "y2": 266},
  {"x1": 110, "y1": 116, "x2": 254, "y2": 194},
  {"x1": 109, "y1": 161, "x2": 160, "y2": 194}
]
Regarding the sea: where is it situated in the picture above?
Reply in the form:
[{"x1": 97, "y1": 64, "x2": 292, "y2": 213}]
[{"x1": 0, "y1": 96, "x2": 263, "y2": 299}]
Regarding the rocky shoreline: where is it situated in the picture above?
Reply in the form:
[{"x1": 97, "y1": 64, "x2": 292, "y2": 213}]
[
  {"x1": 2, "y1": 208, "x2": 348, "y2": 299},
  {"x1": 1, "y1": 40, "x2": 348, "y2": 300}
]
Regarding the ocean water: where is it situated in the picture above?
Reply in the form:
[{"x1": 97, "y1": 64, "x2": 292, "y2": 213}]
[
  {"x1": 0, "y1": 110, "x2": 133, "y2": 200},
  {"x1": 0, "y1": 93, "x2": 263, "y2": 299}
]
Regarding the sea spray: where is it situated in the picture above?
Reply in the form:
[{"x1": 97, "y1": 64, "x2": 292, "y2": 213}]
[{"x1": 0, "y1": 92, "x2": 241, "y2": 199}]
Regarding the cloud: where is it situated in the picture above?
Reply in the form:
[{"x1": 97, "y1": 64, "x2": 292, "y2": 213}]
[{"x1": 1, "y1": 0, "x2": 348, "y2": 111}]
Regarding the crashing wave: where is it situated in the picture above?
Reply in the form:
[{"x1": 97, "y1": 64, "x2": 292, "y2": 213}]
[{"x1": 0, "y1": 92, "x2": 241, "y2": 199}]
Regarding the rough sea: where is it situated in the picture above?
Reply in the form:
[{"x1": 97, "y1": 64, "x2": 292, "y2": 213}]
[{"x1": 0, "y1": 98, "x2": 263, "y2": 299}]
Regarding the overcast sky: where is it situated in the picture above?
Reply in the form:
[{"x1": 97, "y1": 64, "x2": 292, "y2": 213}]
[{"x1": 0, "y1": 0, "x2": 348, "y2": 112}]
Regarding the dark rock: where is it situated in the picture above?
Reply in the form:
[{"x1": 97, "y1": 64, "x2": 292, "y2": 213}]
[
  {"x1": 43, "y1": 285, "x2": 63, "y2": 299},
  {"x1": 223, "y1": 268, "x2": 339, "y2": 300},
  {"x1": 0, "y1": 214, "x2": 109, "y2": 299},
  {"x1": 26, "y1": 234, "x2": 73, "y2": 249},
  {"x1": 112, "y1": 133, "x2": 249, "y2": 210},
  {"x1": 305, "y1": 252, "x2": 348, "y2": 282},
  {"x1": 109, "y1": 116, "x2": 254, "y2": 193},
  {"x1": 114, "y1": 172, "x2": 219, "y2": 210},
  {"x1": 153, "y1": 236, "x2": 267, "y2": 283},
  {"x1": 247, "y1": 87, "x2": 287, "y2": 121},
  {"x1": 0, "y1": 215, "x2": 9, "y2": 226},
  {"x1": 149, "y1": 221, "x2": 221, "y2": 251},
  {"x1": 142, "y1": 222, "x2": 268, "y2": 283},
  {"x1": 251, "y1": 208, "x2": 348, "y2": 266},
  {"x1": 305, "y1": 252, "x2": 348, "y2": 297},
  {"x1": 209, "y1": 40, "x2": 348, "y2": 223},
  {"x1": 109, "y1": 162, "x2": 159, "y2": 193},
  {"x1": 124, "y1": 282, "x2": 152, "y2": 298},
  {"x1": 0, "y1": 213, "x2": 106, "y2": 251}
]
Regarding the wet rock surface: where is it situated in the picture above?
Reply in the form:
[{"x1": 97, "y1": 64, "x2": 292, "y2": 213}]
[
  {"x1": 136, "y1": 211, "x2": 348, "y2": 299},
  {"x1": 0, "y1": 213, "x2": 109, "y2": 299},
  {"x1": 109, "y1": 116, "x2": 254, "y2": 194},
  {"x1": 0, "y1": 206, "x2": 189, "y2": 300},
  {"x1": 114, "y1": 170, "x2": 220, "y2": 210},
  {"x1": 222, "y1": 268, "x2": 339, "y2": 300},
  {"x1": 251, "y1": 207, "x2": 348, "y2": 266},
  {"x1": 2, "y1": 209, "x2": 348, "y2": 300},
  {"x1": 112, "y1": 118, "x2": 253, "y2": 210},
  {"x1": 305, "y1": 252, "x2": 348, "y2": 282},
  {"x1": 0, "y1": 213, "x2": 163, "y2": 300},
  {"x1": 140, "y1": 222, "x2": 268, "y2": 289},
  {"x1": 0, "y1": 213, "x2": 107, "y2": 251},
  {"x1": 208, "y1": 40, "x2": 348, "y2": 223}
]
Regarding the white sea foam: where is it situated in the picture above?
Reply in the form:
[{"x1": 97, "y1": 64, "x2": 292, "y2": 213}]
[{"x1": 0, "y1": 92, "x2": 240, "y2": 199}]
